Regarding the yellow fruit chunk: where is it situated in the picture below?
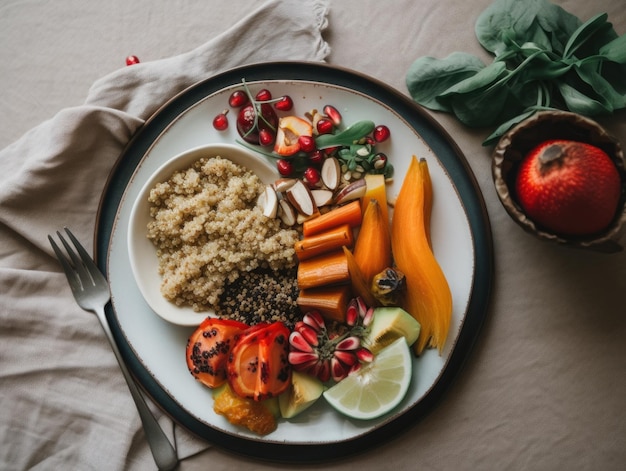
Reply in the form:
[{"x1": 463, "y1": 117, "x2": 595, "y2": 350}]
[{"x1": 213, "y1": 384, "x2": 277, "y2": 436}]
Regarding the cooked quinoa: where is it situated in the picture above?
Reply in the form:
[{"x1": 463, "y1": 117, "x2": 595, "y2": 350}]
[{"x1": 146, "y1": 155, "x2": 299, "y2": 312}]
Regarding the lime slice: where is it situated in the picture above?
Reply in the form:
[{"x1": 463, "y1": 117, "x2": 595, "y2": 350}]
[{"x1": 323, "y1": 337, "x2": 412, "y2": 420}]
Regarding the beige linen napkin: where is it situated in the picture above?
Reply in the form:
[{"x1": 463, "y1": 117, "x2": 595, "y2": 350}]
[{"x1": 0, "y1": 1, "x2": 329, "y2": 469}]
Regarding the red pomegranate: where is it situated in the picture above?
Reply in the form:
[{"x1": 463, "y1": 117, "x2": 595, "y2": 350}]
[{"x1": 515, "y1": 140, "x2": 621, "y2": 236}]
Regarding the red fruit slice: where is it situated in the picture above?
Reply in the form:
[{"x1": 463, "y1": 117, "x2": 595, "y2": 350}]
[
  {"x1": 228, "y1": 322, "x2": 292, "y2": 401},
  {"x1": 186, "y1": 318, "x2": 249, "y2": 389},
  {"x1": 274, "y1": 116, "x2": 314, "y2": 156},
  {"x1": 515, "y1": 140, "x2": 621, "y2": 236}
]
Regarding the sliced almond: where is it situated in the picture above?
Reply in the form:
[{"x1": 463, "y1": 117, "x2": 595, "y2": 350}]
[
  {"x1": 335, "y1": 178, "x2": 367, "y2": 205},
  {"x1": 286, "y1": 180, "x2": 317, "y2": 216},
  {"x1": 321, "y1": 157, "x2": 341, "y2": 190},
  {"x1": 257, "y1": 184, "x2": 278, "y2": 218},
  {"x1": 311, "y1": 189, "x2": 334, "y2": 207},
  {"x1": 273, "y1": 178, "x2": 298, "y2": 193},
  {"x1": 278, "y1": 199, "x2": 297, "y2": 226}
]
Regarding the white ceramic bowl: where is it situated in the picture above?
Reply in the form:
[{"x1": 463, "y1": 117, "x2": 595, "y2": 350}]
[{"x1": 128, "y1": 143, "x2": 279, "y2": 326}]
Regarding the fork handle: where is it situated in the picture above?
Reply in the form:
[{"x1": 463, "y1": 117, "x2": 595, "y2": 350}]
[{"x1": 94, "y1": 305, "x2": 179, "y2": 471}]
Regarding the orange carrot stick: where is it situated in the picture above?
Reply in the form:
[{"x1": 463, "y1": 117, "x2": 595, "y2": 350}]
[
  {"x1": 295, "y1": 224, "x2": 354, "y2": 261},
  {"x1": 302, "y1": 200, "x2": 362, "y2": 237},
  {"x1": 297, "y1": 250, "x2": 350, "y2": 290},
  {"x1": 297, "y1": 285, "x2": 351, "y2": 323}
]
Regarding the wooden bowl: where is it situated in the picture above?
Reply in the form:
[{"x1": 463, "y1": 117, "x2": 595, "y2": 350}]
[{"x1": 492, "y1": 110, "x2": 626, "y2": 253}]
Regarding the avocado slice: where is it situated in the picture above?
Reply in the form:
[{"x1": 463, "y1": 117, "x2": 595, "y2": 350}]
[
  {"x1": 364, "y1": 307, "x2": 421, "y2": 354},
  {"x1": 279, "y1": 371, "x2": 325, "y2": 419}
]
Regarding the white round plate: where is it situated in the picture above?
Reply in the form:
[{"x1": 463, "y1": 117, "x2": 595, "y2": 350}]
[{"x1": 95, "y1": 62, "x2": 493, "y2": 462}]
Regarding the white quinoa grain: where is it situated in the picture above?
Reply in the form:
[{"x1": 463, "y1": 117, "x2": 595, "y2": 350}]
[{"x1": 147, "y1": 156, "x2": 299, "y2": 311}]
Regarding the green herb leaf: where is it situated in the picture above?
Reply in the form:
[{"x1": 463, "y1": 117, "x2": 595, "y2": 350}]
[
  {"x1": 563, "y1": 13, "x2": 610, "y2": 59},
  {"x1": 599, "y1": 34, "x2": 626, "y2": 64},
  {"x1": 315, "y1": 120, "x2": 375, "y2": 149},
  {"x1": 406, "y1": 53, "x2": 486, "y2": 112}
]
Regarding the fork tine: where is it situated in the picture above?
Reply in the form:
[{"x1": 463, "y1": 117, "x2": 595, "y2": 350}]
[
  {"x1": 56, "y1": 230, "x2": 94, "y2": 288},
  {"x1": 48, "y1": 234, "x2": 82, "y2": 291},
  {"x1": 63, "y1": 228, "x2": 108, "y2": 286}
]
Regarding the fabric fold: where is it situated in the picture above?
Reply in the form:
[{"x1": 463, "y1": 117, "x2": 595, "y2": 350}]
[{"x1": 0, "y1": 1, "x2": 329, "y2": 469}]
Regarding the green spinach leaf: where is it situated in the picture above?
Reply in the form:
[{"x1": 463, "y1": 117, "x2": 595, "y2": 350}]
[{"x1": 405, "y1": 53, "x2": 486, "y2": 112}]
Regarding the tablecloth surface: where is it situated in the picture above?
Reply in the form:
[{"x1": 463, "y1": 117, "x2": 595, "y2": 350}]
[{"x1": 1, "y1": 0, "x2": 624, "y2": 470}]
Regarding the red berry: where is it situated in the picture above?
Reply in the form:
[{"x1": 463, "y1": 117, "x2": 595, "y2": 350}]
[
  {"x1": 323, "y1": 105, "x2": 342, "y2": 126},
  {"x1": 304, "y1": 167, "x2": 321, "y2": 186},
  {"x1": 259, "y1": 128, "x2": 276, "y2": 146},
  {"x1": 212, "y1": 110, "x2": 229, "y2": 131},
  {"x1": 298, "y1": 135, "x2": 316, "y2": 153},
  {"x1": 125, "y1": 55, "x2": 140, "y2": 66},
  {"x1": 255, "y1": 89, "x2": 272, "y2": 102},
  {"x1": 274, "y1": 95, "x2": 294, "y2": 112},
  {"x1": 316, "y1": 118, "x2": 334, "y2": 135},
  {"x1": 308, "y1": 150, "x2": 325, "y2": 165},
  {"x1": 277, "y1": 159, "x2": 294, "y2": 176},
  {"x1": 373, "y1": 125, "x2": 391, "y2": 143},
  {"x1": 228, "y1": 90, "x2": 249, "y2": 108}
]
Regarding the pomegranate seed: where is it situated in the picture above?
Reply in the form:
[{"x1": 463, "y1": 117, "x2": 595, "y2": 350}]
[
  {"x1": 304, "y1": 167, "x2": 321, "y2": 186},
  {"x1": 316, "y1": 118, "x2": 334, "y2": 135},
  {"x1": 228, "y1": 90, "x2": 248, "y2": 108},
  {"x1": 333, "y1": 350, "x2": 359, "y2": 367},
  {"x1": 289, "y1": 331, "x2": 314, "y2": 353},
  {"x1": 345, "y1": 302, "x2": 359, "y2": 326},
  {"x1": 274, "y1": 95, "x2": 294, "y2": 111},
  {"x1": 212, "y1": 110, "x2": 229, "y2": 131},
  {"x1": 258, "y1": 128, "x2": 275, "y2": 146},
  {"x1": 323, "y1": 104, "x2": 342, "y2": 126},
  {"x1": 295, "y1": 323, "x2": 319, "y2": 346},
  {"x1": 356, "y1": 347, "x2": 374, "y2": 363},
  {"x1": 255, "y1": 89, "x2": 272, "y2": 102},
  {"x1": 298, "y1": 135, "x2": 316, "y2": 153},
  {"x1": 308, "y1": 150, "x2": 325, "y2": 165},
  {"x1": 303, "y1": 311, "x2": 325, "y2": 331},
  {"x1": 316, "y1": 359, "x2": 331, "y2": 382},
  {"x1": 288, "y1": 351, "x2": 319, "y2": 366},
  {"x1": 276, "y1": 159, "x2": 294, "y2": 176},
  {"x1": 373, "y1": 124, "x2": 391, "y2": 143},
  {"x1": 125, "y1": 55, "x2": 140, "y2": 66},
  {"x1": 331, "y1": 357, "x2": 349, "y2": 382},
  {"x1": 336, "y1": 336, "x2": 361, "y2": 351}
]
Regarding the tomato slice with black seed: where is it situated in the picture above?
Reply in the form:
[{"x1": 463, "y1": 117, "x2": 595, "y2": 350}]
[
  {"x1": 228, "y1": 322, "x2": 292, "y2": 401},
  {"x1": 186, "y1": 317, "x2": 249, "y2": 389}
]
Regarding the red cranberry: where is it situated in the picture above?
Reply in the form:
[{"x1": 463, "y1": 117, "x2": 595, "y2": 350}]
[
  {"x1": 255, "y1": 89, "x2": 272, "y2": 102},
  {"x1": 212, "y1": 110, "x2": 229, "y2": 131},
  {"x1": 228, "y1": 90, "x2": 249, "y2": 108},
  {"x1": 373, "y1": 125, "x2": 391, "y2": 143},
  {"x1": 304, "y1": 167, "x2": 321, "y2": 186},
  {"x1": 259, "y1": 128, "x2": 276, "y2": 146},
  {"x1": 308, "y1": 150, "x2": 325, "y2": 165},
  {"x1": 274, "y1": 96, "x2": 294, "y2": 112},
  {"x1": 298, "y1": 135, "x2": 316, "y2": 153},
  {"x1": 277, "y1": 159, "x2": 294, "y2": 176},
  {"x1": 125, "y1": 55, "x2": 140, "y2": 66},
  {"x1": 316, "y1": 118, "x2": 334, "y2": 135}
]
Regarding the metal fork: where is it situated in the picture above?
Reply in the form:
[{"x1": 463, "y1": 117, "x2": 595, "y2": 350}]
[{"x1": 48, "y1": 228, "x2": 179, "y2": 471}]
